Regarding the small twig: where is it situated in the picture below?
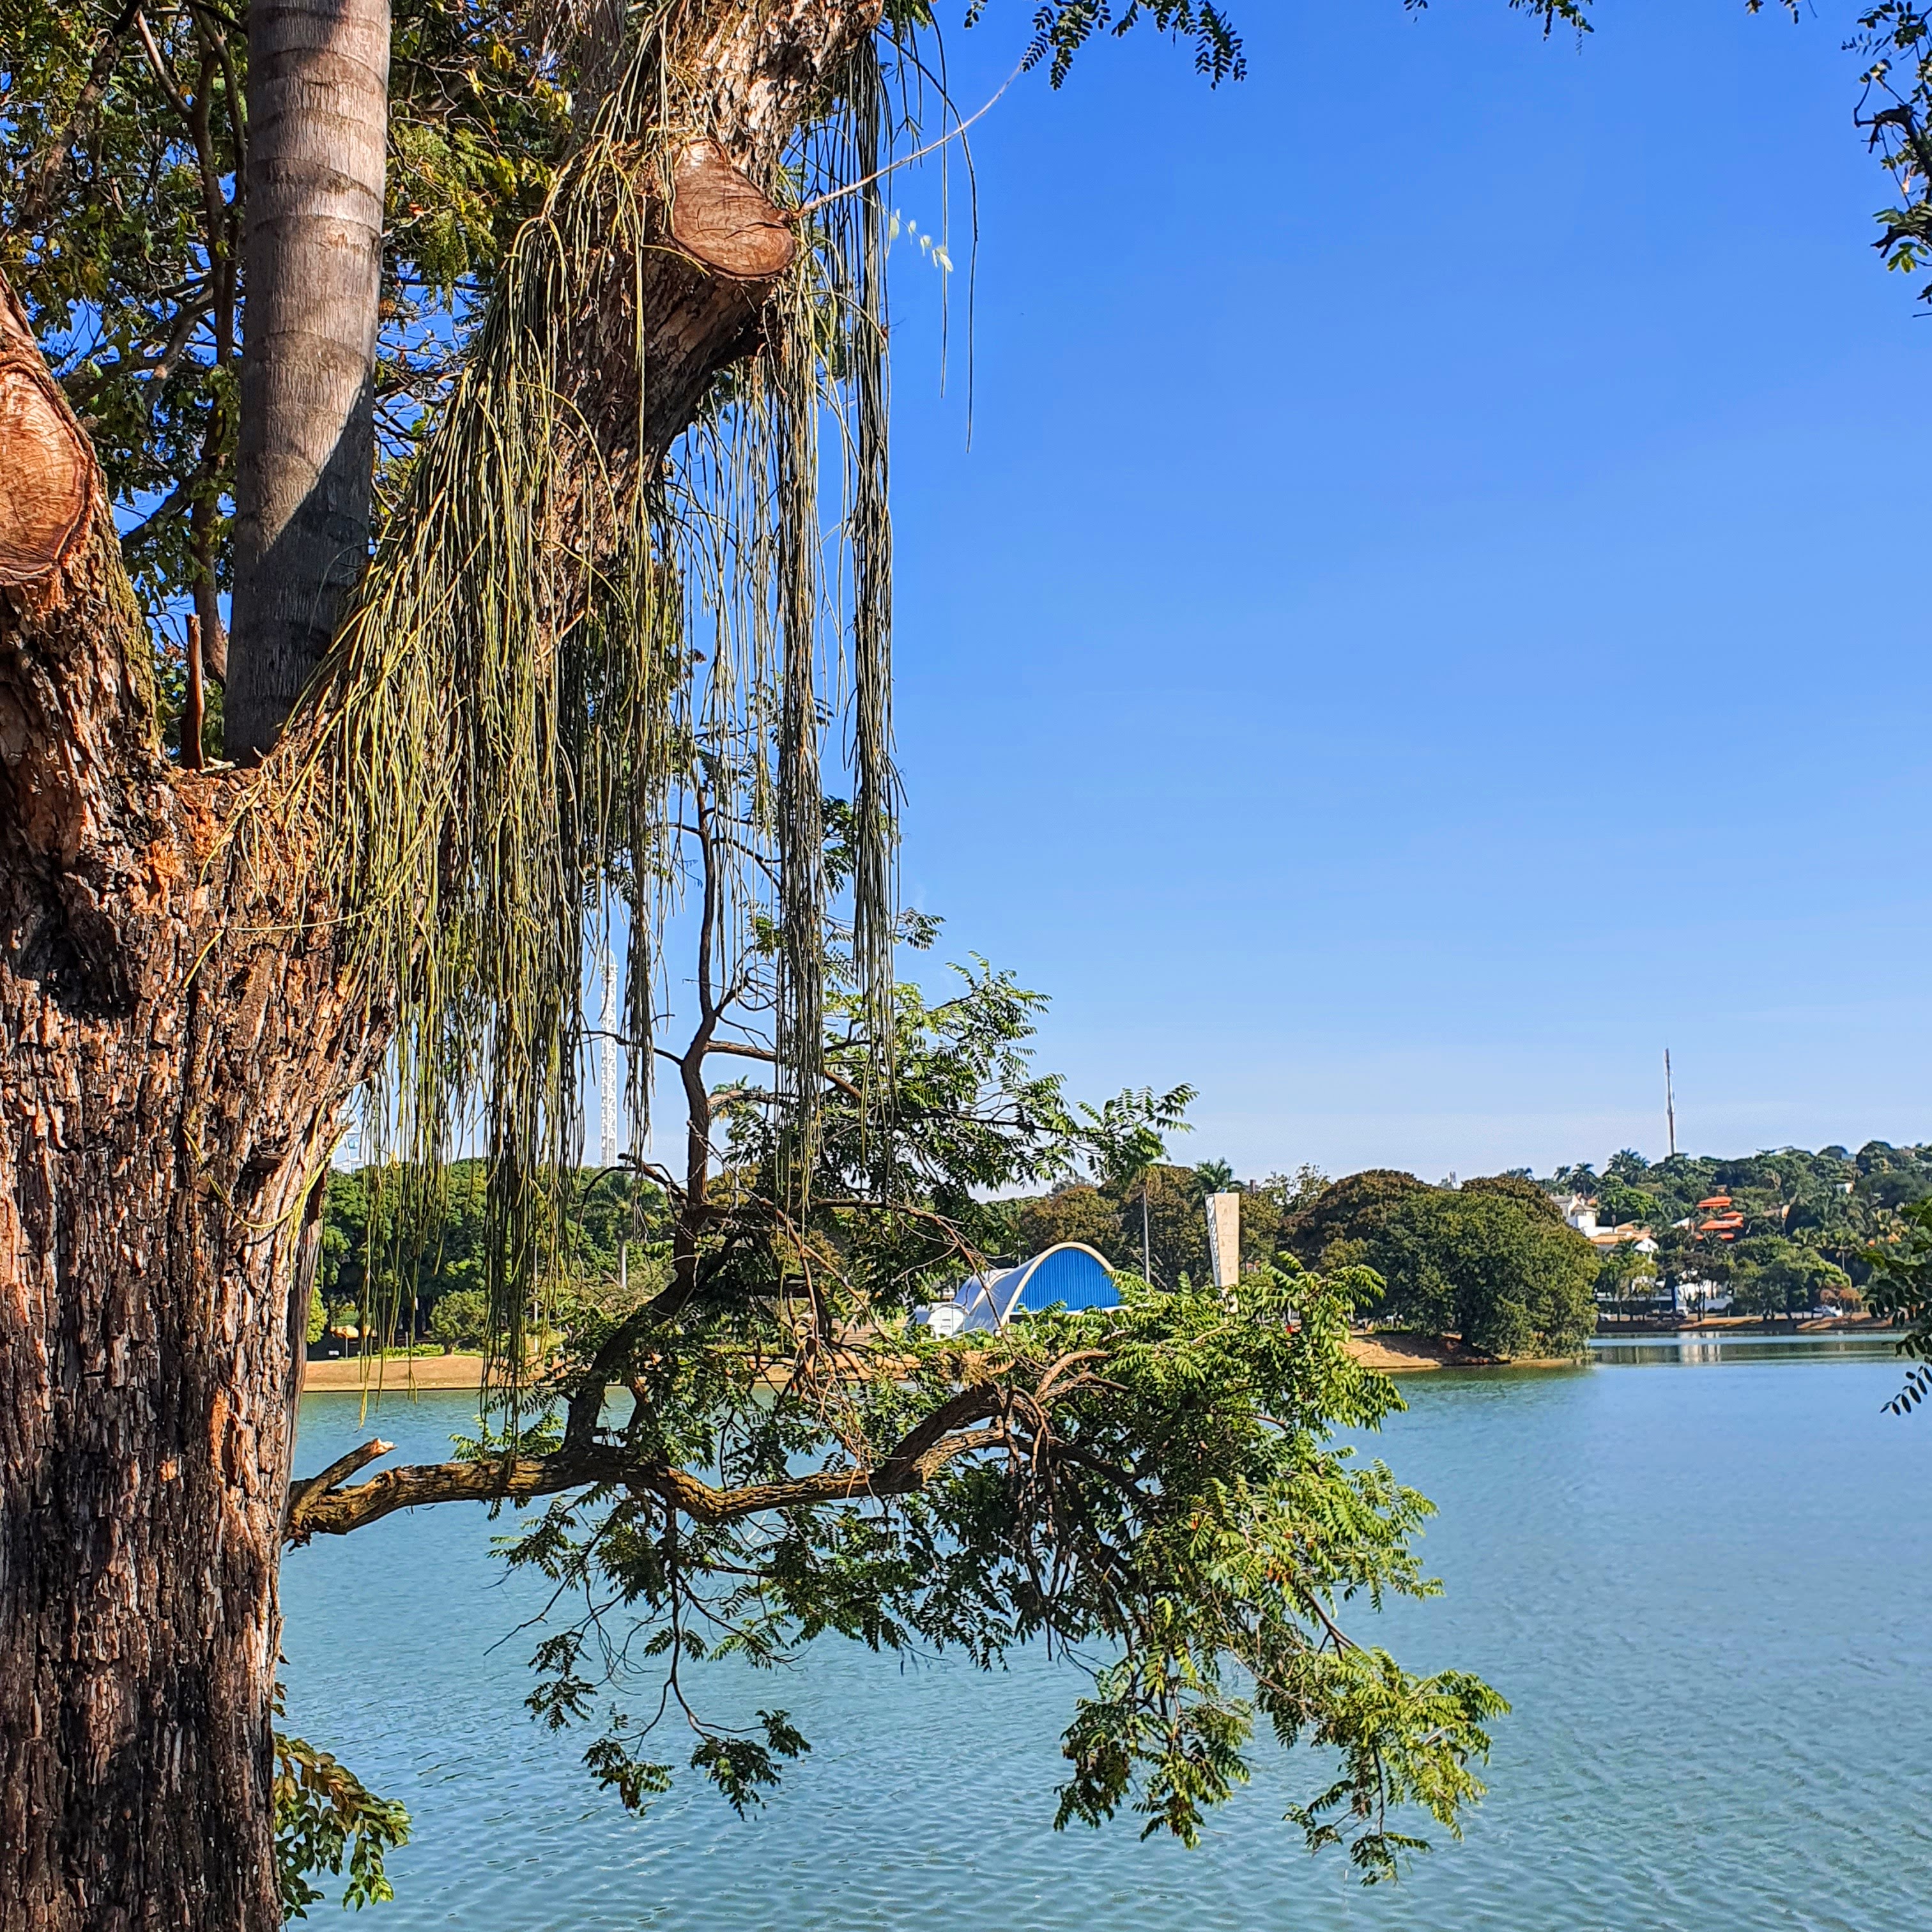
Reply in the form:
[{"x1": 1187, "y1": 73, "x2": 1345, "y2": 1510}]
[{"x1": 792, "y1": 57, "x2": 1025, "y2": 218}]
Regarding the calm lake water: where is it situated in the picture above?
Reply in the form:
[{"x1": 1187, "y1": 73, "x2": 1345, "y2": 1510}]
[{"x1": 282, "y1": 1335, "x2": 1932, "y2": 1929}]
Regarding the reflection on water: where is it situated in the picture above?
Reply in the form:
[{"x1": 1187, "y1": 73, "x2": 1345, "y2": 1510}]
[
  {"x1": 282, "y1": 1347, "x2": 1932, "y2": 1931},
  {"x1": 1591, "y1": 1331, "x2": 1905, "y2": 1368}
]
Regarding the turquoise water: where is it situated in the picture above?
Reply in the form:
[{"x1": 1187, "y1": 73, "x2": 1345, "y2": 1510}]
[{"x1": 282, "y1": 1338, "x2": 1932, "y2": 1929}]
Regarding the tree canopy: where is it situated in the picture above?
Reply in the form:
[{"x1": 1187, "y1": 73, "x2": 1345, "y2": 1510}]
[
  {"x1": 1544, "y1": 1142, "x2": 1932, "y2": 1300},
  {"x1": 1284, "y1": 1172, "x2": 1598, "y2": 1359}
]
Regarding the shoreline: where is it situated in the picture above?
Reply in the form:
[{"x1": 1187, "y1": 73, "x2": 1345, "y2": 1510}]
[
  {"x1": 310, "y1": 1319, "x2": 1891, "y2": 1394},
  {"x1": 1347, "y1": 1320, "x2": 1897, "y2": 1376},
  {"x1": 303, "y1": 1353, "x2": 487, "y2": 1392},
  {"x1": 1609, "y1": 1313, "x2": 1892, "y2": 1335},
  {"x1": 1344, "y1": 1333, "x2": 1579, "y2": 1374}
]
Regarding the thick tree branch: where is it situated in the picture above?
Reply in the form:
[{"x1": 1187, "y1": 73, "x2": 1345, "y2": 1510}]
[
  {"x1": 284, "y1": 1436, "x2": 394, "y2": 1521},
  {"x1": 289, "y1": 1386, "x2": 1008, "y2": 1541}
]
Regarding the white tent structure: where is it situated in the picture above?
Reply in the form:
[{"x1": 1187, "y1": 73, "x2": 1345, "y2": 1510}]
[{"x1": 916, "y1": 1243, "x2": 1119, "y2": 1336}]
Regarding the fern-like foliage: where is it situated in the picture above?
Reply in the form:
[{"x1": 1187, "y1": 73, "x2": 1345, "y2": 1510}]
[
  {"x1": 1848, "y1": 3, "x2": 1932, "y2": 303},
  {"x1": 1859, "y1": 1195, "x2": 1932, "y2": 1413},
  {"x1": 272, "y1": 1712, "x2": 411, "y2": 1920},
  {"x1": 979, "y1": 1, "x2": 1247, "y2": 87}
]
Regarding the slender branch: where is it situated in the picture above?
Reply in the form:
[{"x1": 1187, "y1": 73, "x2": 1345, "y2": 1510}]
[
  {"x1": 63, "y1": 295, "x2": 217, "y2": 405},
  {"x1": 117, "y1": 454, "x2": 212, "y2": 544},
  {"x1": 663, "y1": 765, "x2": 729, "y2": 1317},
  {"x1": 187, "y1": 0, "x2": 246, "y2": 187},
  {"x1": 1296, "y1": 1586, "x2": 1360, "y2": 1655},
  {"x1": 181, "y1": 22, "x2": 237, "y2": 370},
  {"x1": 698, "y1": 1036, "x2": 864, "y2": 1103},
  {"x1": 132, "y1": 9, "x2": 195, "y2": 127},
  {"x1": 15, "y1": 2, "x2": 141, "y2": 236}
]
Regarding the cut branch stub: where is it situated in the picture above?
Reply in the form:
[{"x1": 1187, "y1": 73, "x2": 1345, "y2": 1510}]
[
  {"x1": 670, "y1": 139, "x2": 796, "y2": 281},
  {"x1": 0, "y1": 286, "x2": 93, "y2": 585}
]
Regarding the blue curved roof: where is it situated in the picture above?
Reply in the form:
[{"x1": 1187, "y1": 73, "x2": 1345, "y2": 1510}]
[
  {"x1": 1006, "y1": 1243, "x2": 1118, "y2": 1313},
  {"x1": 920, "y1": 1243, "x2": 1120, "y2": 1332}
]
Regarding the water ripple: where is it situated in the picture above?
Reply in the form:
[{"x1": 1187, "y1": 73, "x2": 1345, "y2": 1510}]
[{"x1": 283, "y1": 1354, "x2": 1932, "y2": 1930}]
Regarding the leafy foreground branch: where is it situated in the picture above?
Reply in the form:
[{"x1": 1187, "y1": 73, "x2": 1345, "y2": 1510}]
[
  {"x1": 1860, "y1": 1195, "x2": 1932, "y2": 1414},
  {"x1": 289, "y1": 1268, "x2": 1505, "y2": 1878},
  {"x1": 272, "y1": 1707, "x2": 410, "y2": 1920}
]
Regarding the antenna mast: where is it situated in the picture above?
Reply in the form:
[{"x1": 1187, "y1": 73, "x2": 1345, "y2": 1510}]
[
  {"x1": 601, "y1": 946, "x2": 619, "y2": 1169},
  {"x1": 1664, "y1": 1048, "x2": 1677, "y2": 1160}
]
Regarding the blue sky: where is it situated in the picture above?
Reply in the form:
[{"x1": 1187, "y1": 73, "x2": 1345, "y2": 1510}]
[{"x1": 840, "y1": 0, "x2": 1932, "y2": 1182}]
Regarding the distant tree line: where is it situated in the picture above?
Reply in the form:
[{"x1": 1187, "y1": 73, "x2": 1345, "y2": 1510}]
[
  {"x1": 1006, "y1": 1164, "x2": 1597, "y2": 1360},
  {"x1": 316, "y1": 1137, "x2": 1932, "y2": 1365},
  {"x1": 1538, "y1": 1142, "x2": 1932, "y2": 1321},
  {"x1": 1007, "y1": 1138, "x2": 1932, "y2": 1357},
  {"x1": 1002, "y1": 1162, "x2": 1329, "y2": 1294},
  {"x1": 1273, "y1": 1170, "x2": 1598, "y2": 1360},
  {"x1": 314, "y1": 1162, "x2": 664, "y2": 1354}
]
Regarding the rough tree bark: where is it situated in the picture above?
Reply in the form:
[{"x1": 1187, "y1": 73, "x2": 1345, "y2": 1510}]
[
  {"x1": 0, "y1": 279, "x2": 370, "y2": 1929},
  {"x1": 0, "y1": 4, "x2": 882, "y2": 1925},
  {"x1": 226, "y1": 0, "x2": 392, "y2": 760}
]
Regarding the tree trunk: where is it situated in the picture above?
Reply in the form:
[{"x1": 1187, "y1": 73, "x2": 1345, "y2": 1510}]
[
  {"x1": 0, "y1": 3, "x2": 881, "y2": 1922},
  {"x1": 0, "y1": 280, "x2": 369, "y2": 1927},
  {"x1": 226, "y1": 0, "x2": 391, "y2": 760}
]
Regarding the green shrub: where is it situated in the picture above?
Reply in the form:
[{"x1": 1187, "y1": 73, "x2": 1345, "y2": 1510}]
[{"x1": 429, "y1": 1287, "x2": 490, "y2": 1353}]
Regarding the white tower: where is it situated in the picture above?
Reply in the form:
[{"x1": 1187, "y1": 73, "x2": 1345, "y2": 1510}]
[{"x1": 1205, "y1": 1191, "x2": 1241, "y2": 1291}]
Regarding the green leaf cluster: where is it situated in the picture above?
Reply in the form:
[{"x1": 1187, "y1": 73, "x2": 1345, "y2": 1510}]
[
  {"x1": 1849, "y1": 4, "x2": 1932, "y2": 305},
  {"x1": 1858, "y1": 1194, "x2": 1932, "y2": 1409},
  {"x1": 272, "y1": 1719, "x2": 411, "y2": 1920}
]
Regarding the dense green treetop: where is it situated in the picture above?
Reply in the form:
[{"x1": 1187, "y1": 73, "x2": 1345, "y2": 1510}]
[
  {"x1": 1281, "y1": 1170, "x2": 1432, "y2": 1270},
  {"x1": 1281, "y1": 1174, "x2": 1597, "y2": 1359},
  {"x1": 1458, "y1": 1172, "x2": 1564, "y2": 1226}
]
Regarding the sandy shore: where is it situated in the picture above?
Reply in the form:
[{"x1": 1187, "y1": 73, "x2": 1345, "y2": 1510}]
[
  {"x1": 303, "y1": 1353, "x2": 487, "y2": 1392},
  {"x1": 316, "y1": 1321, "x2": 1860, "y2": 1392},
  {"x1": 1346, "y1": 1332, "x2": 1578, "y2": 1374},
  {"x1": 1673, "y1": 1313, "x2": 1888, "y2": 1334}
]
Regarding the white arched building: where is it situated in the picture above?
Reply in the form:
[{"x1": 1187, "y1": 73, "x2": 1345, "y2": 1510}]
[{"x1": 916, "y1": 1243, "x2": 1120, "y2": 1336}]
